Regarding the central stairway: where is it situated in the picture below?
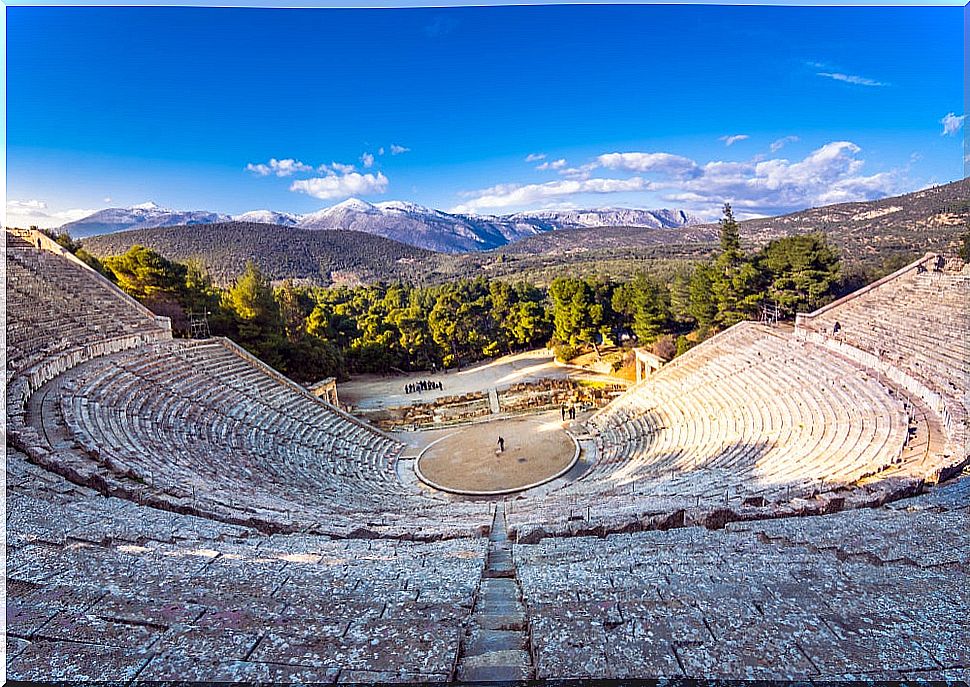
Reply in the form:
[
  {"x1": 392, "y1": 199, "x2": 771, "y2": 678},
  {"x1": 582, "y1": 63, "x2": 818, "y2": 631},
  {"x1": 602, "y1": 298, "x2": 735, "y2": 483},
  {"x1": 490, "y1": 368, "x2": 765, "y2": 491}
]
[{"x1": 456, "y1": 505, "x2": 534, "y2": 681}]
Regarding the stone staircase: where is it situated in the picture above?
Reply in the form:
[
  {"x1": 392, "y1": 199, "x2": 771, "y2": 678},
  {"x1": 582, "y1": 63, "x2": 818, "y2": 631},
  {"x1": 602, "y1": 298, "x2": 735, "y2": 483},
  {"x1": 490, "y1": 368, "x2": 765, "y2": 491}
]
[{"x1": 456, "y1": 505, "x2": 534, "y2": 681}]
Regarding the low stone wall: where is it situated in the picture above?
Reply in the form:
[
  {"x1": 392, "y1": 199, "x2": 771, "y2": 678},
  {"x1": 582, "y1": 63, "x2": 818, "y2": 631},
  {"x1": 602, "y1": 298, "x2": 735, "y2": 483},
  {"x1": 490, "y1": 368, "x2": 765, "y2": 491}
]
[
  {"x1": 498, "y1": 379, "x2": 620, "y2": 414},
  {"x1": 360, "y1": 392, "x2": 491, "y2": 430}
]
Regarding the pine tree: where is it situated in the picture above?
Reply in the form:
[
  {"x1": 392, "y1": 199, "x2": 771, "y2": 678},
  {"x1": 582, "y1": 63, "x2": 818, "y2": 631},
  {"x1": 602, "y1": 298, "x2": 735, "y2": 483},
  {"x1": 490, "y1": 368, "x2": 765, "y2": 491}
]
[{"x1": 718, "y1": 202, "x2": 742, "y2": 261}]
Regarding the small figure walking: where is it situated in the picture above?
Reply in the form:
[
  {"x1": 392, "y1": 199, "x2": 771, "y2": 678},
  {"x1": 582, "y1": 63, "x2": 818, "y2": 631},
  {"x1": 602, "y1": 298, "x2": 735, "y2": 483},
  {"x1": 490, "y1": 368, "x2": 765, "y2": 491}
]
[
  {"x1": 560, "y1": 404, "x2": 566, "y2": 422},
  {"x1": 497, "y1": 436, "x2": 505, "y2": 453}
]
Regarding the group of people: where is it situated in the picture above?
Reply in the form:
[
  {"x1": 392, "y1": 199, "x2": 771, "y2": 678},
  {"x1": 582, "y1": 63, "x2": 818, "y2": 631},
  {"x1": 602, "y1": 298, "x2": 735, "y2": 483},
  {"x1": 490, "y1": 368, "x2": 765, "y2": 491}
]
[
  {"x1": 405, "y1": 379, "x2": 442, "y2": 394},
  {"x1": 560, "y1": 404, "x2": 578, "y2": 421}
]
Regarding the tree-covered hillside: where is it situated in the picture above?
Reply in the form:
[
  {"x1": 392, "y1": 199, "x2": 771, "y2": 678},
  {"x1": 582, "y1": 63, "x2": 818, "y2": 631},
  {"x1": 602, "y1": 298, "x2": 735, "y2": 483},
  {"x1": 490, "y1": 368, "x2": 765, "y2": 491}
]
[{"x1": 81, "y1": 222, "x2": 452, "y2": 286}]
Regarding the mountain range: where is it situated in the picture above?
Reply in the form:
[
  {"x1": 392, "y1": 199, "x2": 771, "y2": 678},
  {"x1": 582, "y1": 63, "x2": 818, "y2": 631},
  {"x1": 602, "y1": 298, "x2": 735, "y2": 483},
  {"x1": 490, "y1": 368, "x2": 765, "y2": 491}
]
[
  {"x1": 58, "y1": 198, "x2": 701, "y2": 253},
  {"x1": 80, "y1": 177, "x2": 969, "y2": 288}
]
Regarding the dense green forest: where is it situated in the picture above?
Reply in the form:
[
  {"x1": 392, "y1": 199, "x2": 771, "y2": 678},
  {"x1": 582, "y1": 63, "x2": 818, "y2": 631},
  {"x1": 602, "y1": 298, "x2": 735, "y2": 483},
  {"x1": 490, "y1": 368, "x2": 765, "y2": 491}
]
[{"x1": 43, "y1": 205, "x2": 921, "y2": 384}]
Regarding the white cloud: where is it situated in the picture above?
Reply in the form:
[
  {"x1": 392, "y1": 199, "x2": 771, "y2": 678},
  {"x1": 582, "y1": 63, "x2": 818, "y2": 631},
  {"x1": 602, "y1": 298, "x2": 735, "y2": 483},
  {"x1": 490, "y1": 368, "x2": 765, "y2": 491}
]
[
  {"x1": 452, "y1": 177, "x2": 651, "y2": 214},
  {"x1": 817, "y1": 72, "x2": 888, "y2": 87},
  {"x1": 103, "y1": 196, "x2": 113, "y2": 204},
  {"x1": 940, "y1": 112, "x2": 966, "y2": 136},
  {"x1": 453, "y1": 140, "x2": 900, "y2": 217},
  {"x1": 719, "y1": 134, "x2": 749, "y2": 146},
  {"x1": 661, "y1": 141, "x2": 898, "y2": 214},
  {"x1": 377, "y1": 147, "x2": 385, "y2": 156},
  {"x1": 290, "y1": 171, "x2": 389, "y2": 200},
  {"x1": 5, "y1": 199, "x2": 98, "y2": 230},
  {"x1": 536, "y1": 158, "x2": 567, "y2": 171},
  {"x1": 525, "y1": 153, "x2": 546, "y2": 163},
  {"x1": 8, "y1": 199, "x2": 48, "y2": 211},
  {"x1": 245, "y1": 158, "x2": 314, "y2": 177},
  {"x1": 390, "y1": 144, "x2": 411, "y2": 155},
  {"x1": 770, "y1": 136, "x2": 799, "y2": 153},
  {"x1": 597, "y1": 152, "x2": 699, "y2": 178},
  {"x1": 360, "y1": 152, "x2": 375, "y2": 168},
  {"x1": 331, "y1": 161, "x2": 356, "y2": 174}
]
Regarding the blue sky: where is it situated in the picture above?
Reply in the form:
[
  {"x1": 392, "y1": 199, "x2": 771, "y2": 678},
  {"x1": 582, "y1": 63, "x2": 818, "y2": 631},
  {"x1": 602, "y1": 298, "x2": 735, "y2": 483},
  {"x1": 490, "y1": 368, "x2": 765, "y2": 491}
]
[{"x1": 6, "y1": 4, "x2": 966, "y2": 227}]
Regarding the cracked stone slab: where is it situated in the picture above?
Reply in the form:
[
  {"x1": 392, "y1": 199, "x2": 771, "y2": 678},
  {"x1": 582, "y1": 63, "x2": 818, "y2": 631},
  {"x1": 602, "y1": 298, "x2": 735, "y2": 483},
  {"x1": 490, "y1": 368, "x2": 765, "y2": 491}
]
[
  {"x1": 337, "y1": 669, "x2": 450, "y2": 683},
  {"x1": 33, "y1": 612, "x2": 164, "y2": 650},
  {"x1": 253, "y1": 619, "x2": 459, "y2": 674},
  {"x1": 675, "y1": 637, "x2": 817, "y2": 679},
  {"x1": 137, "y1": 653, "x2": 340, "y2": 682},
  {"x1": 6, "y1": 602, "x2": 60, "y2": 639},
  {"x1": 6, "y1": 640, "x2": 151, "y2": 682},
  {"x1": 603, "y1": 619, "x2": 683, "y2": 678},
  {"x1": 88, "y1": 594, "x2": 207, "y2": 627},
  {"x1": 151, "y1": 624, "x2": 262, "y2": 660},
  {"x1": 798, "y1": 625, "x2": 940, "y2": 675},
  {"x1": 531, "y1": 616, "x2": 609, "y2": 679},
  {"x1": 5, "y1": 636, "x2": 32, "y2": 659}
]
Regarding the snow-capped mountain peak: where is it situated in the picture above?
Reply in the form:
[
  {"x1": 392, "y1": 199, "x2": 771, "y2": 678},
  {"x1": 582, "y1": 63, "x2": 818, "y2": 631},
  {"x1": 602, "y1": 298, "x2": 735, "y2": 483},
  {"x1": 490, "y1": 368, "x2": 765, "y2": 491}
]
[
  {"x1": 376, "y1": 200, "x2": 436, "y2": 214},
  {"x1": 130, "y1": 201, "x2": 163, "y2": 211},
  {"x1": 325, "y1": 197, "x2": 378, "y2": 214},
  {"x1": 232, "y1": 209, "x2": 301, "y2": 226}
]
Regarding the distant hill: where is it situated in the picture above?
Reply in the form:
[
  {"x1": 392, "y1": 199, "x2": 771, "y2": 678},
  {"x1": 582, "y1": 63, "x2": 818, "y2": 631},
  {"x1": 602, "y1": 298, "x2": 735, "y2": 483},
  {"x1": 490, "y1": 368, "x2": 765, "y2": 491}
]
[
  {"x1": 499, "y1": 224, "x2": 719, "y2": 256},
  {"x1": 723, "y1": 176, "x2": 970, "y2": 263},
  {"x1": 59, "y1": 202, "x2": 232, "y2": 239},
  {"x1": 60, "y1": 197, "x2": 700, "y2": 253},
  {"x1": 81, "y1": 222, "x2": 446, "y2": 286}
]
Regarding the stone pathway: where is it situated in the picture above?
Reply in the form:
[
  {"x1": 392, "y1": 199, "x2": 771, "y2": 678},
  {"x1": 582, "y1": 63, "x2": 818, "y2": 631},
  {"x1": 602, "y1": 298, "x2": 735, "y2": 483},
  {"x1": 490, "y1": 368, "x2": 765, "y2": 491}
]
[{"x1": 457, "y1": 505, "x2": 534, "y2": 681}]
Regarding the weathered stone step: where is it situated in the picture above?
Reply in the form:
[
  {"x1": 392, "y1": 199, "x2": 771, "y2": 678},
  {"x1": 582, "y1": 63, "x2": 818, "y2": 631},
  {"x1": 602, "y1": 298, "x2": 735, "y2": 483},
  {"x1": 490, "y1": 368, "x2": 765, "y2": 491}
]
[
  {"x1": 479, "y1": 578, "x2": 517, "y2": 595},
  {"x1": 457, "y1": 650, "x2": 532, "y2": 682},
  {"x1": 462, "y1": 628, "x2": 527, "y2": 656},
  {"x1": 474, "y1": 611, "x2": 527, "y2": 631},
  {"x1": 456, "y1": 503, "x2": 533, "y2": 682}
]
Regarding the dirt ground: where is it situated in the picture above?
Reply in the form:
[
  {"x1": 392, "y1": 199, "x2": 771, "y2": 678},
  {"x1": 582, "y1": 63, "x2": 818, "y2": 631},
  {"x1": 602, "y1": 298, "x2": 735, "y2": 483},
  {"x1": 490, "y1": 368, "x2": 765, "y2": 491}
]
[
  {"x1": 416, "y1": 412, "x2": 576, "y2": 493},
  {"x1": 337, "y1": 349, "x2": 623, "y2": 411}
]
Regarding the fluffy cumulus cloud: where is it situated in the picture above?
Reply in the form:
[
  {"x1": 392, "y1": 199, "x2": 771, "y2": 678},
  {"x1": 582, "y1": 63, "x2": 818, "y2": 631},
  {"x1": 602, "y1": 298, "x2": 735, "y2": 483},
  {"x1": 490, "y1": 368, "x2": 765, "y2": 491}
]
[
  {"x1": 665, "y1": 141, "x2": 898, "y2": 215},
  {"x1": 524, "y1": 153, "x2": 546, "y2": 163},
  {"x1": 719, "y1": 134, "x2": 749, "y2": 146},
  {"x1": 5, "y1": 199, "x2": 98, "y2": 229},
  {"x1": 390, "y1": 144, "x2": 411, "y2": 155},
  {"x1": 816, "y1": 72, "x2": 888, "y2": 87},
  {"x1": 244, "y1": 155, "x2": 388, "y2": 201},
  {"x1": 290, "y1": 171, "x2": 389, "y2": 200},
  {"x1": 940, "y1": 112, "x2": 966, "y2": 136},
  {"x1": 245, "y1": 158, "x2": 314, "y2": 177},
  {"x1": 454, "y1": 141, "x2": 899, "y2": 217},
  {"x1": 770, "y1": 135, "x2": 799, "y2": 153}
]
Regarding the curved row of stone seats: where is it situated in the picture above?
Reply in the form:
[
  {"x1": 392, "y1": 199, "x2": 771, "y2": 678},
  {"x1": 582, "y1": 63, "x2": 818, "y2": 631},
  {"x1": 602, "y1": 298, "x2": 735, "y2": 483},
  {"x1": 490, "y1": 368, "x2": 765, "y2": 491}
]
[
  {"x1": 5, "y1": 231, "x2": 172, "y2": 454},
  {"x1": 49, "y1": 338, "x2": 491, "y2": 538},
  {"x1": 6, "y1": 231, "x2": 489, "y2": 539},
  {"x1": 5, "y1": 446, "x2": 488, "y2": 682},
  {"x1": 512, "y1": 487, "x2": 970, "y2": 680},
  {"x1": 5, "y1": 231, "x2": 171, "y2": 395},
  {"x1": 506, "y1": 322, "x2": 938, "y2": 537},
  {"x1": 795, "y1": 253, "x2": 970, "y2": 463}
]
